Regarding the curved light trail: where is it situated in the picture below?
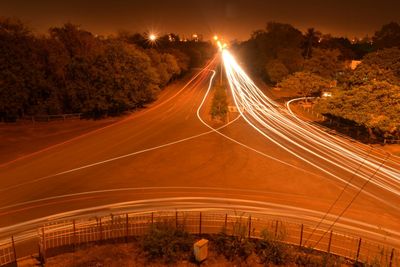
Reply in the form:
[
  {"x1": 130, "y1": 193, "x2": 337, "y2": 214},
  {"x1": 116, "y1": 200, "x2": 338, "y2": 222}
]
[
  {"x1": 222, "y1": 49, "x2": 400, "y2": 208},
  {"x1": 2, "y1": 195, "x2": 399, "y2": 247}
]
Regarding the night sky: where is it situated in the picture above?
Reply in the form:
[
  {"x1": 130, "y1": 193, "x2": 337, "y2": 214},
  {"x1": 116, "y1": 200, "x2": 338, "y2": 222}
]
[{"x1": 1, "y1": 0, "x2": 399, "y2": 40}]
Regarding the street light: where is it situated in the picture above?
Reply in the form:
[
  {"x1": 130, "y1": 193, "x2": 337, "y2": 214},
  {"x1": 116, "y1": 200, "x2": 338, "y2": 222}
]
[{"x1": 149, "y1": 34, "x2": 157, "y2": 42}]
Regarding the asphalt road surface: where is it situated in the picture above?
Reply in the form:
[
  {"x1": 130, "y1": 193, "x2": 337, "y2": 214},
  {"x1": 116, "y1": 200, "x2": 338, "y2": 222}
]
[{"x1": 1, "y1": 56, "x2": 399, "y2": 248}]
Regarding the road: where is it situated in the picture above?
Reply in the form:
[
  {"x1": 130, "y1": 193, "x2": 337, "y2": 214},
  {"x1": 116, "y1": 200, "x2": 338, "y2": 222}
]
[{"x1": 0, "y1": 53, "x2": 400, "y2": 250}]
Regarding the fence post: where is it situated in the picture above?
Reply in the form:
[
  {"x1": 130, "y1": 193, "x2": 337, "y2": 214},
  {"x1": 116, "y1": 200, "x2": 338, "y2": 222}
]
[
  {"x1": 11, "y1": 236, "x2": 17, "y2": 265},
  {"x1": 224, "y1": 214, "x2": 228, "y2": 230},
  {"x1": 389, "y1": 248, "x2": 395, "y2": 267},
  {"x1": 41, "y1": 228, "x2": 46, "y2": 262},
  {"x1": 356, "y1": 238, "x2": 362, "y2": 262},
  {"x1": 110, "y1": 214, "x2": 114, "y2": 241},
  {"x1": 125, "y1": 213, "x2": 129, "y2": 243},
  {"x1": 248, "y1": 216, "x2": 252, "y2": 238},
  {"x1": 99, "y1": 218, "x2": 103, "y2": 243},
  {"x1": 199, "y1": 212, "x2": 202, "y2": 235},
  {"x1": 73, "y1": 220, "x2": 76, "y2": 250},
  {"x1": 274, "y1": 220, "x2": 279, "y2": 239},
  {"x1": 299, "y1": 224, "x2": 304, "y2": 247},
  {"x1": 327, "y1": 230, "x2": 333, "y2": 253}
]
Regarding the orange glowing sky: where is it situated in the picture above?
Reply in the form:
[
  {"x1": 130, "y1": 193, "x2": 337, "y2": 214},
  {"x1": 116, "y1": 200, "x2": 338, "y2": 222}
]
[{"x1": 1, "y1": 0, "x2": 399, "y2": 40}]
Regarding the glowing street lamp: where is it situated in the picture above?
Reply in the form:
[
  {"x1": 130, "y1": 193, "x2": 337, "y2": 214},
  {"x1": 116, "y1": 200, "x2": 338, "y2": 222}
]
[{"x1": 149, "y1": 34, "x2": 157, "y2": 42}]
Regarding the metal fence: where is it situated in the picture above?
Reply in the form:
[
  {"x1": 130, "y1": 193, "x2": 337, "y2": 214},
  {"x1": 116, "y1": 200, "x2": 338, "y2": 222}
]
[
  {"x1": 1, "y1": 210, "x2": 399, "y2": 266},
  {"x1": 0, "y1": 238, "x2": 15, "y2": 267}
]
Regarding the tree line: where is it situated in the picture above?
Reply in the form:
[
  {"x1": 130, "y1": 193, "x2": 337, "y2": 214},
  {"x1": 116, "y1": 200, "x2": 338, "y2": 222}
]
[
  {"x1": 0, "y1": 18, "x2": 215, "y2": 121},
  {"x1": 233, "y1": 21, "x2": 400, "y2": 140}
]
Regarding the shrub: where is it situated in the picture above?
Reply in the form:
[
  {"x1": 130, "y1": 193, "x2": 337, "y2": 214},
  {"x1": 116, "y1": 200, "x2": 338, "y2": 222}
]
[
  {"x1": 210, "y1": 84, "x2": 228, "y2": 120},
  {"x1": 141, "y1": 220, "x2": 194, "y2": 263},
  {"x1": 212, "y1": 229, "x2": 254, "y2": 261},
  {"x1": 256, "y1": 228, "x2": 291, "y2": 265}
]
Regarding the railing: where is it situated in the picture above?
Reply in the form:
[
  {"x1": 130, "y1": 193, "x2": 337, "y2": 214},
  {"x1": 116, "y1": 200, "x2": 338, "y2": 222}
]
[
  {"x1": 0, "y1": 238, "x2": 15, "y2": 267},
  {"x1": 1, "y1": 209, "x2": 398, "y2": 266}
]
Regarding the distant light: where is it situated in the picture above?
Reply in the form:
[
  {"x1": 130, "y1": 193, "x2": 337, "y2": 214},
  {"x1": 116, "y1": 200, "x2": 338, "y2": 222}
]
[
  {"x1": 322, "y1": 92, "x2": 332, "y2": 98},
  {"x1": 216, "y1": 41, "x2": 228, "y2": 51},
  {"x1": 217, "y1": 40, "x2": 222, "y2": 50},
  {"x1": 149, "y1": 34, "x2": 157, "y2": 41},
  {"x1": 213, "y1": 35, "x2": 218, "y2": 41}
]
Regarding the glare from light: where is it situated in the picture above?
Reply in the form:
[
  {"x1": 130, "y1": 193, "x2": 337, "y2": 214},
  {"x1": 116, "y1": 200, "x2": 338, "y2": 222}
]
[
  {"x1": 149, "y1": 34, "x2": 157, "y2": 42},
  {"x1": 213, "y1": 35, "x2": 218, "y2": 41}
]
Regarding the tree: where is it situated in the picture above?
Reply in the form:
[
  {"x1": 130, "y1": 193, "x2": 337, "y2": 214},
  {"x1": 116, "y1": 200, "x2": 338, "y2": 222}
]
[
  {"x1": 236, "y1": 22, "x2": 304, "y2": 79},
  {"x1": 49, "y1": 23, "x2": 100, "y2": 58},
  {"x1": 351, "y1": 36, "x2": 373, "y2": 59},
  {"x1": 166, "y1": 49, "x2": 190, "y2": 73},
  {"x1": 146, "y1": 49, "x2": 181, "y2": 86},
  {"x1": 318, "y1": 35, "x2": 356, "y2": 60},
  {"x1": 343, "y1": 48, "x2": 400, "y2": 87},
  {"x1": 276, "y1": 48, "x2": 304, "y2": 73},
  {"x1": 0, "y1": 18, "x2": 49, "y2": 119},
  {"x1": 265, "y1": 22, "x2": 304, "y2": 52},
  {"x1": 0, "y1": 18, "x2": 213, "y2": 119},
  {"x1": 277, "y1": 71, "x2": 331, "y2": 98},
  {"x1": 303, "y1": 48, "x2": 344, "y2": 79},
  {"x1": 316, "y1": 81, "x2": 400, "y2": 138},
  {"x1": 303, "y1": 28, "x2": 321, "y2": 59},
  {"x1": 361, "y1": 47, "x2": 400, "y2": 78},
  {"x1": 373, "y1": 22, "x2": 400, "y2": 50},
  {"x1": 265, "y1": 60, "x2": 289, "y2": 84}
]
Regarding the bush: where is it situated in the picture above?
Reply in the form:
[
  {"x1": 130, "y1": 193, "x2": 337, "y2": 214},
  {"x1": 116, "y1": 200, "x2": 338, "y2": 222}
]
[
  {"x1": 212, "y1": 217, "x2": 254, "y2": 261},
  {"x1": 256, "y1": 229, "x2": 291, "y2": 265},
  {"x1": 210, "y1": 84, "x2": 228, "y2": 120},
  {"x1": 141, "y1": 221, "x2": 194, "y2": 263},
  {"x1": 212, "y1": 228, "x2": 254, "y2": 261}
]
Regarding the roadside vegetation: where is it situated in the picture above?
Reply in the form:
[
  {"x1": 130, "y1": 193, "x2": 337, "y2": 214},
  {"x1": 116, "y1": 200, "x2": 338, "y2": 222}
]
[
  {"x1": 46, "y1": 220, "x2": 355, "y2": 266},
  {"x1": 142, "y1": 220, "x2": 194, "y2": 264},
  {"x1": 210, "y1": 83, "x2": 228, "y2": 121},
  {"x1": 0, "y1": 17, "x2": 214, "y2": 121},
  {"x1": 233, "y1": 21, "x2": 400, "y2": 142}
]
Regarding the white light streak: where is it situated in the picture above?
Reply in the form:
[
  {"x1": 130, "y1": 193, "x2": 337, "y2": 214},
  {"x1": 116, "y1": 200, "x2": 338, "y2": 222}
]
[{"x1": 222, "y1": 49, "x2": 400, "y2": 201}]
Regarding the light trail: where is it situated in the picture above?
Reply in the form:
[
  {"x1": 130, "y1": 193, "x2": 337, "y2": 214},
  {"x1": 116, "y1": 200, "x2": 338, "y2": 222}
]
[
  {"x1": 2, "y1": 195, "x2": 399, "y2": 247},
  {"x1": 222, "y1": 49, "x2": 400, "y2": 206}
]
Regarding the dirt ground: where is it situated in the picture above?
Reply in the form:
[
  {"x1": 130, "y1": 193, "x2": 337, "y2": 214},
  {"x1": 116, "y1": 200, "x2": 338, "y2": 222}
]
[
  {"x1": 44, "y1": 243, "x2": 263, "y2": 267},
  {"x1": 0, "y1": 117, "x2": 122, "y2": 165}
]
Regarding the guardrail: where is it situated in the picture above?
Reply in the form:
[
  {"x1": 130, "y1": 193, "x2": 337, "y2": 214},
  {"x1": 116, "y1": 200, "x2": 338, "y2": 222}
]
[{"x1": 0, "y1": 209, "x2": 398, "y2": 266}]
